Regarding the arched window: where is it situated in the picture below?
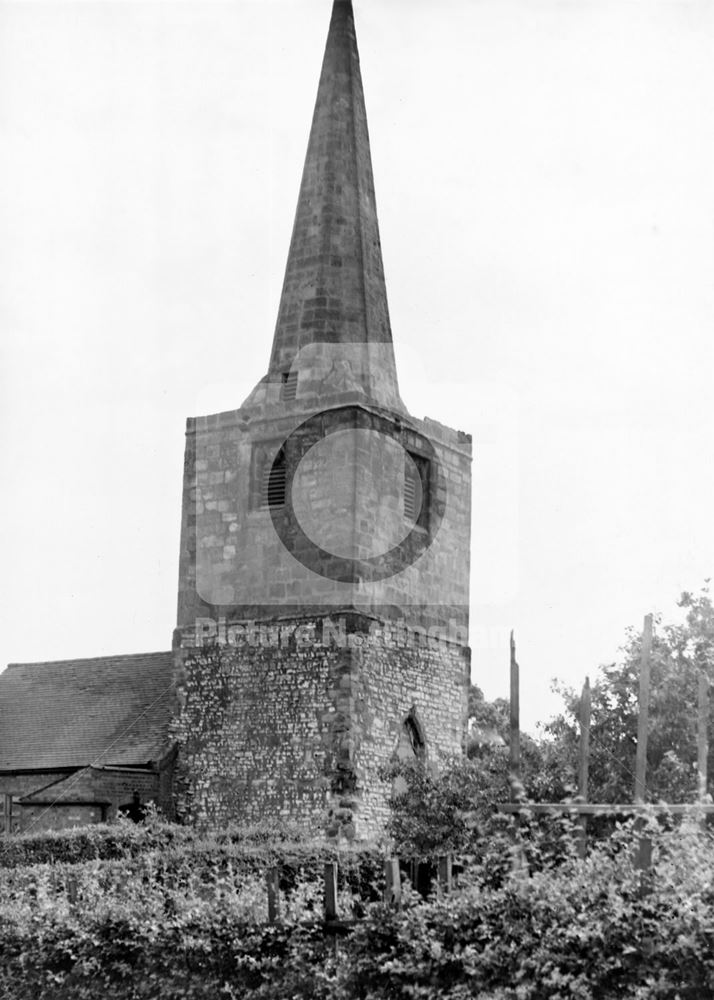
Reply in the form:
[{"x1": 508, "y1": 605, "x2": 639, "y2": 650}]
[
  {"x1": 395, "y1": 711, "x2": 427, "y2": 764},
  {"x1": 392, "y1": 711, "x2": 427, "y2": 797}
]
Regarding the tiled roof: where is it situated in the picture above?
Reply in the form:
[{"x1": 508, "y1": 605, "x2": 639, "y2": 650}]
[{"x1": 0, "y1": 652, "x2": 175, "y2": 771}]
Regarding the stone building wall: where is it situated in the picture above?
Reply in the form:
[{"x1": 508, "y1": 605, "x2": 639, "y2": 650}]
[
  {"x1": 0, "y1": 772, "x2": 69, "y2": 833},
  {"x1": 351, "y1": 622, "x2": 470, "y2": 835},
  {"x1": 1, "y1": 766, "x2": 171, "y2": 833},
  {"x1": 176, "y1": 397, "x2": 471, "y2": 636},
  {"x1": 171, "y1": 612, "x2": 469, "y2": 839},
  {"x1": 19, "y1": 804, "x2": 105, "y2": 832},
  {"x1": 171, "y1": 618, "x2": 347, "y2": 833},
  {"x1": 0, "y1": 772, "x2": 69, "y2": 800}
]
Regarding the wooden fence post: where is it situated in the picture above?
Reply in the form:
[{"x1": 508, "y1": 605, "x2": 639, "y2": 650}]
[
  {"x1": 698, "y1": 670, "x2": 709, "y2": 806},
  {"x1": 3, "y1": 795, "x2": 12, "y2": 836},
  {"x1": 509, "y1": 631, "x2": 521, "y2": 799},
  {"x1": 508, "y1": 633, "x2": 530, "y2": 874},
  {"x1": 383, "y1": 858, "x2": 401, "y2": 907},
  {"x1": 266, "y1": 867, "x2": 280, "y2": 923},
  {"x1": 67, "y1": 875, "x2": 78, "y2": 907},
  {"x1": 437, "y1": 854, "x2": 453, "y2": 894},
  {"x1": 634, "y1": 614, "x2": 653, "y2": 805},
  {"x1": 323, "y1": 862, "x2": 338, "y2": 921},
  {"x1": 634, "y1": 833, "x2": 652, "y2": 871},
  {"x1": 577, "y1": 677, "x2": 591, "y2": 858},
  {"x1": 633, "y1": 615, "x2": 653, "y2": 882}
]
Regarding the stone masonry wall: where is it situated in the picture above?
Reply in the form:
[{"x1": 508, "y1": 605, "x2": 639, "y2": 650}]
[
  {"x1": 170, "y1": 613, "x2": 468, "y2": 839},
  {"x1": 177, "y1": 398, "x2": 471, "y2": 635},
  {"x1": 20, "y1": 804, "x2": 105, "y2": 832},
  {"x1": 1, "y1": 769, "x2": 166, "y2": 832},
  {"x1": 350, "y1": 621, "x2": 470, "y2": 837},
  {"x1": 171, "y1": 618, "x2": 355, "y2": 835},
  {"x1": 0, "y1": 772, "x2": 69, "y2": 800}
]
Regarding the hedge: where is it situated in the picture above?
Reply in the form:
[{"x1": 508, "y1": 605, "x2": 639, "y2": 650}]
[
  {"x1": 0, "y1": 818, "x2": 319, "y2": 867},
  {"x1": 2, "y1": 819, "x2": 714, "y2": 999},
  {"x1": 0, "y1": 819, "x2": 384, "y2": 896}
]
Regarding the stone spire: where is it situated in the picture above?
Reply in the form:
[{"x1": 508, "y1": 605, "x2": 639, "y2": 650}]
[{"x1": 267, "y1": 0, "x2": 402, "y2": 410}]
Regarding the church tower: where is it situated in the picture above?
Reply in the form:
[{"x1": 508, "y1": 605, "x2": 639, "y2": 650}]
[{"x1": 172, "y1": 0, "x2": 472, "y2": 838}]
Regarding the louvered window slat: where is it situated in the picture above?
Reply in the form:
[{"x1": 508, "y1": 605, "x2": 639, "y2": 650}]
[
  {"x1": 404, "y1": 473, "x2": 418, "y2": 521},
  {"x1": 404, "y1": 453, "x2": 429, "y2": 527},
  {"x1": 261, "y1": 453, "x2": 287, "y2": 508},
  {"x1": 281, "y1": 371, "x2": 298, "y2": 401}
]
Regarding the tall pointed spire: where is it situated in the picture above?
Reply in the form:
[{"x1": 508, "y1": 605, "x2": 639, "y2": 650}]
[{"x1": 268, "y1": 0, "x2": 401, "y2": 408}]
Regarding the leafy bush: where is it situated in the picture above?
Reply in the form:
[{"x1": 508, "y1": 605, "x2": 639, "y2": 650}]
[
  {"x1": 3, "y1": 817, "x2": 714, "y2": 998},
  {"x1": 0, "y1": 848, "x2": 361, "y2": 999},
  {"x1": 385, "y1": 754, "x2": 592, "y2": 878},
  {"x1": 0, "y1": 816, "x2": 318, "y2": 868},
  {"x1": 343, "y1": 819, "x2": 714, "y2": 999},
  {"x1": 0, "y1": 817, "x2": 383, "y2": 899},
  {"x1": 0, "y1": 898, "x2": 341, "y2": 999}
]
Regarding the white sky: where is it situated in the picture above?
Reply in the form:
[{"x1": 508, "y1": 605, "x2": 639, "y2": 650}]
[{"x1": 1, "y1": 0, "x2": 713, "y2": 731}]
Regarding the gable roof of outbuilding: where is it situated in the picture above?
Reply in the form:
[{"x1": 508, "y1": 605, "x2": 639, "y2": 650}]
[{"x1": 0, "y1": 651, "x2": 175, "y2": 771}]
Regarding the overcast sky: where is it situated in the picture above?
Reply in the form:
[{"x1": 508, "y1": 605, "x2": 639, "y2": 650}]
[{"x1": 1, "y1": 0, "x2": 713, "y2": 731}]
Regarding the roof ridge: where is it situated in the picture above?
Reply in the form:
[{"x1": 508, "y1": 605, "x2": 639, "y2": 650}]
[{"x1": 5, "y1": 650, "x2": 172, "y2": 670}]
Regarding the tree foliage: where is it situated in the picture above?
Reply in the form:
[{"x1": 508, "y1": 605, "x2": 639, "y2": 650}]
[
  {"x1": 542, "y1": 582, "x2": 714, "y2": 804},
  {"x1": 387, "y1": 583, "x2": 714, "y2": 858}
]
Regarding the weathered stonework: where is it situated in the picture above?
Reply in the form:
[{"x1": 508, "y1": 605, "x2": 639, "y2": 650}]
[
  {"x1": 171, "y1": 619, "x2": 343, "y2": 832},
  {"x1": 171, "y1": 613, "x2": 468, "y2": 839},
  {"x1": 350, "y1": 621, "x2": 470, "y2": 833},
  {"x1": 177, "y1": 399, "x2": 471, "y2": 634}
]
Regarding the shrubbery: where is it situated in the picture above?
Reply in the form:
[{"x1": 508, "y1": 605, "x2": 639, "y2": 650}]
[
  {"x1": 2, "y1": 816, "x2": 714, "y2": 999},
  {"x1": 0, "y1": 815, "x2": 383, "y2": 900},
  {"x1": 0, "y1": 815, "x2": 321, "y2": 867},
  {"x1": 345, "y1": 819, "x2": 714, "y2": 999}
]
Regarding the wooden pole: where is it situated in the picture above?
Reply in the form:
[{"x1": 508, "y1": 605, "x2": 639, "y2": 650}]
[
  {"x1": 437, "y1": 854, "x2": 453, "y2": 894},
  {"x1": 576, "y1": 676, "x2": 591, "y2": 858},
  {"x1": 509, "y1": 630, "x2": 521, "y2": 799},
  {"x1": 698, "y1": 670, "x2": 709, "y2": 804},
  {"x1": 634, "y1": 614, "x2": 653, "y2": 804},
  {"x1": 266, "y1": 868, "x2": 280, "y2": 923},
  {"x1": 383, "y1": 859, "x2": 401, "y2": 907},
  {"x1": 633, "y1": 615, "x2": 653, "y2": 880},
  {"x1": 634, "y1": 834, "x2": 653, "y2": 872},
  {"x1": 323, "y1": 862, "x2": 338, "y2": 921}
]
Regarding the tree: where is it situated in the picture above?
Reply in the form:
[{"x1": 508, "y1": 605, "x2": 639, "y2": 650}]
[
  {"x1": 542, "y1": 582, "x2": 714, "y2": 804},
  {"x1": 386, "y1": 684, "x2": 571, "y2": 856},
  {"x1": 386, "y1": 583, "x2": 714, "y2": 857}
]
